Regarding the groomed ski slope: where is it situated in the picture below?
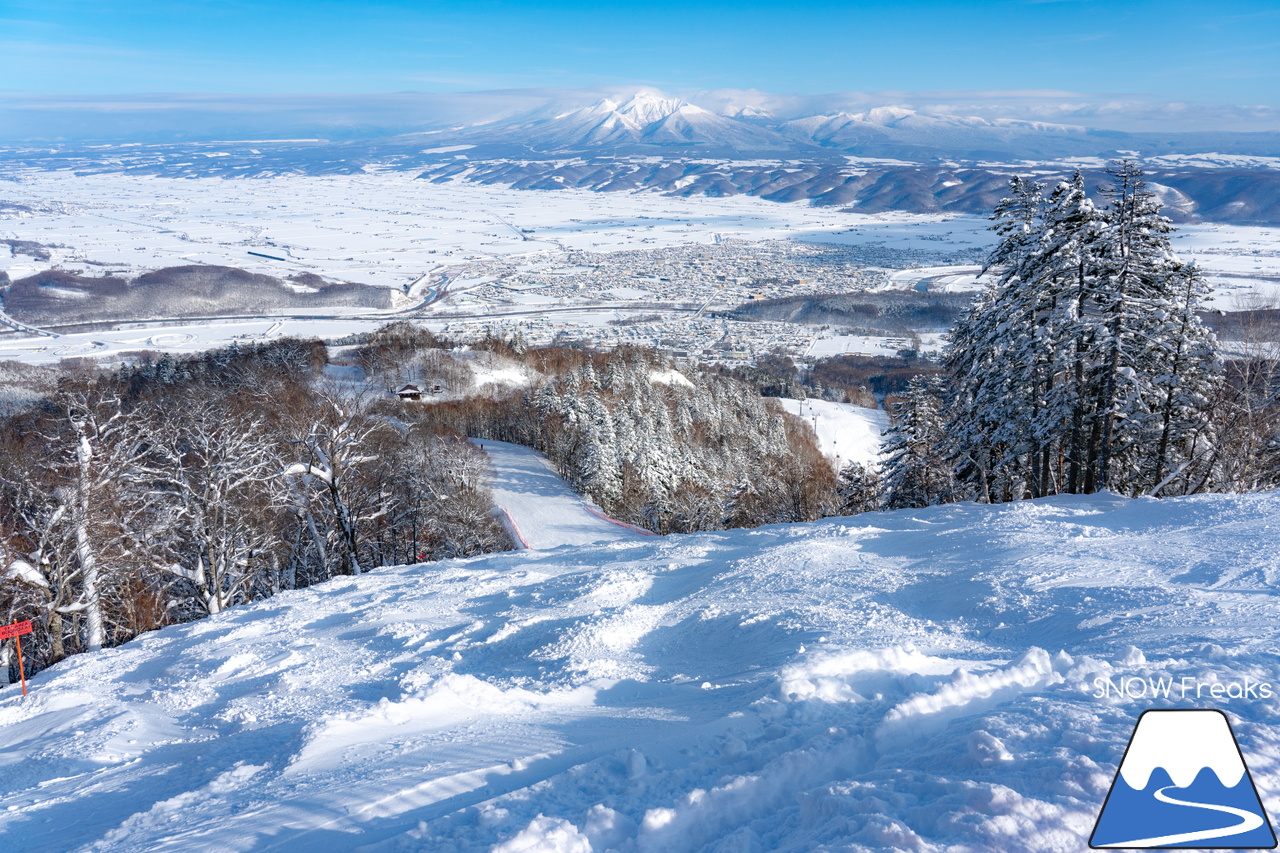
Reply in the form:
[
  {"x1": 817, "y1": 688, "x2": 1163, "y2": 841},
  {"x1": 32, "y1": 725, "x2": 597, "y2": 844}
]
[
  {"x1": 476, "y1": 439, "x2": 649, "y2": 549},
  {"x1": 776, "y1": 398, "x2": 888, "y2": 469},
  {"x1": 3, "y1": 492, "x2": 1280, "y2": 852}
]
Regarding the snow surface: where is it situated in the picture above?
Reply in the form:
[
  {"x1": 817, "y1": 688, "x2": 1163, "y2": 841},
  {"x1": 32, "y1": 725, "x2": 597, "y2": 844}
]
[
  {"x1": 0, "y1": 318, "x2": 392, "y2": 366},
  {"x1": 647, "y1": 369, "x2": 693, "y2": 389},
  {"x1": 880, "y1": 265, "x2": 983, "y2": 294},
  {"x1": 777, "y1": 398, "x2": 887, "y2": 468},
  {"x1": 465, "y1": 354, "x2": 531, "y2": 394},
  {"x1": 477, "y1": 439, "x2": 647, "y2": 550},
  {"x1": 812, "y1": 332, "x2": 950, "y2": 359},
  {"x1": 1, "y1": 172, "x2": 1275, "y2": 368},
  {"x1": 5, "y1": 490, "x2": 1280, "y2": 851},
  {"x1": 0, "y1": 171, "x2": 991, "y2": 290}
]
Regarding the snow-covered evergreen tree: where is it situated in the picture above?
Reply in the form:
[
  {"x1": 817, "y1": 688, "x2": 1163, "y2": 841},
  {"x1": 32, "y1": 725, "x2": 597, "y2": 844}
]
[
  {"x1": 946, "y1": 175, "x2": 1050, "y2": 500},
  {"x1": 1027, "y1": 171, "x2": 1109, "y2": 494},
  {"x1": 1090, "y1": 160, "x2": 1193, "y2": 491},
  {"x1": 1136, "y1": 262, "x2": 1221, "y2": 494},
  {"x1": 881, "y1": 376, "x2": 954, "y2": 509},
  {"x1": 577, "y1": 394, "x2": 622, "y2": 506},
  {"x1": 835, "y1": 462, "x2": 882, "y2": 515},
  {"x1": 940, "y1": 161, "x2": 1221, "y2": 502}
]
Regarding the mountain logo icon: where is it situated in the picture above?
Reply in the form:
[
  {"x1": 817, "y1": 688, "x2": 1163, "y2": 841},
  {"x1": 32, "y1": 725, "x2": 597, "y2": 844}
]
[{"x1": 1091, "y1": 709, "x2": 1277, "y2": 849}]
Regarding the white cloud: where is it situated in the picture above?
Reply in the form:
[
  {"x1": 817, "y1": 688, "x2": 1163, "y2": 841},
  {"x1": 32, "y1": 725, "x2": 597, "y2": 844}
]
[
  {"x1": 683, "y1": 88, "x2": 1280, "y2": 132},
  {"x1": 1, "y1": 86, "x2": 1278, "y2": 142}
]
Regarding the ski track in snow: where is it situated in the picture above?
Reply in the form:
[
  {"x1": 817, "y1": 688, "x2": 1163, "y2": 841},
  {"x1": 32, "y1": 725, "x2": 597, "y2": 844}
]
[
  {"x1": 475, "y1": 439, "x2": 647, "y2": 550},
  {"x1": 776, "y1": 398, "x2": 887, "y2": 469},
  {"x1": 1, "y1": 491, "x2": 1280, "y2": 851}
]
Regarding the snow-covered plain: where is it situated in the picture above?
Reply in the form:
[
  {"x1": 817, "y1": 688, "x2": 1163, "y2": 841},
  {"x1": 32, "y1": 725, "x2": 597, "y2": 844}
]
[
  {"x1": 879, "y1": 265, "x2": 982, "y2": 294},
  {"x1": 4, "y1": 488, "x2": 1280, "y2": 852},
  {"x1": 2, "y1": 172, "x2": 1277, "y2": 367},
  {"x1": 1, "y1": 172, "x2": 1274, "y2": 302},
  {"x1": 0, "y1": 171, "x2": 989, "y2": 365},
  {"x1": 0, "y1": 317, "x2": 390, "y2": 365},
  {"x1": 0, "y1": 171, "x2": 990, "y2": 288},
  {"x1": 804, "y1": 332, "x2": 949, "y2": 360}
]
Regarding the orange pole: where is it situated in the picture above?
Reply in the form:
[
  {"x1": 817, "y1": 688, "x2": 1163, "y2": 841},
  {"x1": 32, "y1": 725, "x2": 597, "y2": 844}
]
[{"x1": 15, "y1": 635, "x2": 26, "y2": 697}]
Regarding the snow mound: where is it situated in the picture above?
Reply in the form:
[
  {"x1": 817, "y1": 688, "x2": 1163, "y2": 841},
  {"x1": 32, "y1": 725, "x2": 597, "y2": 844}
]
[
  {"x1": 648, "y1": 368, "x2": 693, "y2": 388},
  {"x1": 4, "y1": 491, "x2": 1280, "y2": 851}
]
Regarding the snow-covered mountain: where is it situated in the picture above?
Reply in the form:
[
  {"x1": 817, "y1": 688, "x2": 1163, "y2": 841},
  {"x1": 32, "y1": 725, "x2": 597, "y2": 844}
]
[
  {"x1": 718, "y1": 104, "x2": 774, "y2": 121},
  {"x1": 1118, "y1": 711, "x2": 1248, "y2": 790},
  {"x1": 8, "y1": 88, "x2": 1280, "y2": 223},
  {"x1": 4, "y1": 484, "x2": 1280, "y2": 851},
  {"x1": 7, "y1": 87, "x2": 1280, "y2": 162},
  {"x1": 775, "y1": 106, "x2": 1092, "y2": 158},
  {"x1": 463, "y1": 92, "x2": 798, "y2": 153},
  {"x1": 428, "y1": 92, "x2": 1124, "y2": 159}
]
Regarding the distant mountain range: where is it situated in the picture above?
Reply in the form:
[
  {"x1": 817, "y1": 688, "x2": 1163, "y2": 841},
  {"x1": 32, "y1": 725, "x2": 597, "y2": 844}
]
[
  {"x1": 4, "y1": 90, "x2": 1280, "y2": 224},
  {"x1": 411, "y1": 158, "x2": 1280, "y2": 224},
  {"x1": 389, "y1": 92, "x2": 1280, "y2": 162}
]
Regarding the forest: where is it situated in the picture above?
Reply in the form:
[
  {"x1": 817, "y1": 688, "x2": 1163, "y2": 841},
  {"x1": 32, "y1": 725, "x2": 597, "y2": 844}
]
[
  {"x1": 0, "y1": 331, "x2": 841, "y2": 680},
  {"x1": 4, "y1": 159, "x2": 1279, "y2": 682},
  {"x1": 0, "y1": 337, "x2": 510, "y2": 677},
  {"x1": 401, "y1": 336, "x2": 839, "y2": 534}
]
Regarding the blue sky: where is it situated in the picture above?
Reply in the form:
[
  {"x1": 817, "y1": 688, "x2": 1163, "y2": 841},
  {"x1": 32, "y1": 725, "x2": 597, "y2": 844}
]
[{"x1": 2, "y1": 0, "x2": 1279, "y2": 130}]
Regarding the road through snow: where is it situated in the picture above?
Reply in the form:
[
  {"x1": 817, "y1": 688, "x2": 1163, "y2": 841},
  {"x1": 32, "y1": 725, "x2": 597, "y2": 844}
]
[{"x1": 475, "y1": 439, "x2": 650, "y2": 550}]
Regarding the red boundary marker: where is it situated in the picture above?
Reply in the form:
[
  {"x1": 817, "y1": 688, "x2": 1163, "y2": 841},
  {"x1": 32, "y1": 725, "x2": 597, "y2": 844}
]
[
  {"x1": 0, "y1": 620, "x2": 32, "y2": 697},
  {"x1": 0, "y1": 620, "x2": 32, "y2": 641},
  {"x1": 502, "y1": 507, "x2": 533, "y2": 549},
  {"x1": 583, "y1": 504, "x2": 658, "y2": 536}
]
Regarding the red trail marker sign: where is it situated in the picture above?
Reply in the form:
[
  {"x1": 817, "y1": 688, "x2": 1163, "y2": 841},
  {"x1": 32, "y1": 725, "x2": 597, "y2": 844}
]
[{"x1": 0, "y1": 620, "x2": 33, "y2": 697}]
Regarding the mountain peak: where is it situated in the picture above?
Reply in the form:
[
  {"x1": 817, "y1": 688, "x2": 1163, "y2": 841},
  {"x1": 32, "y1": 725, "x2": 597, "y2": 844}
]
[
  {"x1": 616, "y1": 92, "x2": 700, "y2": 125},
  {"x1": 859, "y1": 106, "x2": 918, "y2": 126},
  {"x1": 720, "y1": 104, "x2": 774, "y2": 120}
]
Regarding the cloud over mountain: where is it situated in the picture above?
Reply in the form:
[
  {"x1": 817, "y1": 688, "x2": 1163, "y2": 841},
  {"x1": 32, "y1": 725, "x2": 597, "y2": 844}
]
[{"x1": 3, "y1": 87, "x2": 1280, "y2": 144}]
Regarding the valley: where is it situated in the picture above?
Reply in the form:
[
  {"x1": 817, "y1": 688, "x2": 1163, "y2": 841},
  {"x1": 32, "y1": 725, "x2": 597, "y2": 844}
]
[{"x1": 2, "y1": 168, "x2": 1278, "y2": 369}]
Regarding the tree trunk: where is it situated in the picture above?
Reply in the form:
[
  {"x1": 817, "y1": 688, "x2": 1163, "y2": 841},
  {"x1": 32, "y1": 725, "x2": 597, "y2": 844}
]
[
  {"x1": 74, "y1": 432, "x2": 105, "y2": 653},
  {"x1": 1095, "y1": 322, "x2": 1122, "y2": 493},
  {"x1": 326, "y1": 477, "x2": 362, "y2": 576},
  {"x1": 48, "y1": 610, "x2": 65, "y2": 662}
]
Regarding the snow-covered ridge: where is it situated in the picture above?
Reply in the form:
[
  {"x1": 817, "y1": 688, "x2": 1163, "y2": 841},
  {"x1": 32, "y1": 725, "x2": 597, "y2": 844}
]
[{"x1": 4, "y1": 490, "x2": 1280, "y2": 850}]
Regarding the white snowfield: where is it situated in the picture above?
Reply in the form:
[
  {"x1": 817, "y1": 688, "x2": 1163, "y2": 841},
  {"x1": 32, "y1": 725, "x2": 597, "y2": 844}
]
[
  {"x1": 3, "y1": 492, "x2": 1280, "y2": 852},
  {"x1": 0, "y1": 172, "x2": 992, "y2": 289},
  {"x1": 777, "y1": 398, "x2": 887, "y2": 469},
  {"x1": 476, "y1": 439, "x2": 649, "y2": 549}
]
